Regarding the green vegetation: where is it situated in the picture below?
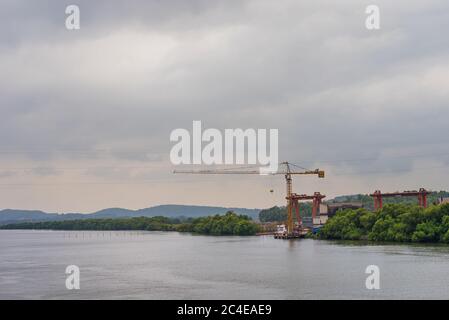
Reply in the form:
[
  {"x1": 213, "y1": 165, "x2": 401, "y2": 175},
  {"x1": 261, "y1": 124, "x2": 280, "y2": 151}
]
[
  {"x1": 259, "y1": 206, "x2": 287, "y2": 222},
  {"x1": 318, "y1": 203, "x2": 449, "y2": 243},
  {"x1": 0, "y1": 216, "x2": 179, "y2": 231},
  {"x1": 177, "y1": 212, "x2": 259, "y2": 235},
  {"x1": 0, "y1": 211, "x2": 260, "y2": 236},
  {"x1": 259, "y1": 204, "x2": 312, "y2": 222},
  {"x1": 329, "y1": 191, "x2": 449, "y2": 211},
  {"x1": 258, "y1": 191, "x2": 449, "y2": 222}
]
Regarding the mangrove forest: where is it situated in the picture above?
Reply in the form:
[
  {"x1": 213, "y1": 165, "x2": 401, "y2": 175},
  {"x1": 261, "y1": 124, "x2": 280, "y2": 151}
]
[
  {"x1": 0, "y1": 211, "x2": 260, "y2": 236},
  {"x1": 317, "y1": 203, "x2": 449, "y2": 243}
]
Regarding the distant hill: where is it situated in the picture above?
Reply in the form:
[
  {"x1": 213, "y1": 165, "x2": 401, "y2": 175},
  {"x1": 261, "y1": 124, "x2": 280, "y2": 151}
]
[
  {"x1": 3, "y1": 191, "x2": 448, "y2": 226},
  {"x1": 0, "y1": 205, "x2": 261, "y2": 225}
]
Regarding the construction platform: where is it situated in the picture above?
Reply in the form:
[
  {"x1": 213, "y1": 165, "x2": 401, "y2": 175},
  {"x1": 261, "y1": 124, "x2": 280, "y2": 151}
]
[{"x1": 274, "y1": 232, "x2": 307, "y2": 239}]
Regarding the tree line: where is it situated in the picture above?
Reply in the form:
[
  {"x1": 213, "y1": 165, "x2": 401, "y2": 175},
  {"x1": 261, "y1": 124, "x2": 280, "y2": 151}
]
[
  {"x1": 259, "y1": 204, "x2": 312, "y2": 222},
  {"x1": 0, "y1": 211, "x2": 260, "y2": 236},
  {"x1": 328, "y1": 191, "x2": 449, "y2": 211},
  {"x1": 317, "y1": 203, "x2": 449, "y2": 243},
  {"x1": 259, "y1": 191, "x2": 449, "y2": 222}
]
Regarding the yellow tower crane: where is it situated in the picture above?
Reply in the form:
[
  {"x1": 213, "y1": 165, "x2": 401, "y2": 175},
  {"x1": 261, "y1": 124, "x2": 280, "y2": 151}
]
[{"x1": 173, "y1": 162, "x2": 325, "y2": 236}]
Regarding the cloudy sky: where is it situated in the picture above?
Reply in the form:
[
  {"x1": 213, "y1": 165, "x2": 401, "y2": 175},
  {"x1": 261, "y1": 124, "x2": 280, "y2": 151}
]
[{"x1": 1, "y1": 0, "x2": 449, "y2": 212}]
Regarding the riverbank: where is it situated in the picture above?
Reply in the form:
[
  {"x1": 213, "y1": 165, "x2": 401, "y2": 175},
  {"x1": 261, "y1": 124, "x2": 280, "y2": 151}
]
[
  {"x1": 5, "y1": 204, "x2": 449, "y2": 243},
  {"x1": 317, "y1": 203, "x2": 449, "y2": 243},
  {"x1": 0, "y1": 211, "x2": 260, "y2": 236}
]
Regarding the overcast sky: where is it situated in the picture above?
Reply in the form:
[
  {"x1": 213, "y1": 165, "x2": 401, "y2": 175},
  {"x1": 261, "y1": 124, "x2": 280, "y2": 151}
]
[{"x1": 1, "y1": 0, "x2": 449, "y2": 212}]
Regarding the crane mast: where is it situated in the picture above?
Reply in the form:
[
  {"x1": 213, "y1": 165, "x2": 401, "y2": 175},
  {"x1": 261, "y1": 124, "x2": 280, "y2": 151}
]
[{"x1": 285, "y1": 162, "x2": 293, "y2": 234}]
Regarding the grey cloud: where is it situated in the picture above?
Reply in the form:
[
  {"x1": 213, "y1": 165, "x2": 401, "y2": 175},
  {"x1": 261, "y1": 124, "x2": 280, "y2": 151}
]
[
  {"x1": 0, "y1": 0, "x2": 448, "y2": 210},
  {"x1": 30, "y1": 167, "x2": 61, "y2": 176}
]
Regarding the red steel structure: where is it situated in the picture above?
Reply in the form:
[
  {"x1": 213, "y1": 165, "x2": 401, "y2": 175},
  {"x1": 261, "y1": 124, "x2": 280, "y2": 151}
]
[
  {"x1": 288, "y1": 192, "x2": 326, "y2": 224},
  {"x1": 370, "y1": 188, "x2": 431, "y2": 210}
]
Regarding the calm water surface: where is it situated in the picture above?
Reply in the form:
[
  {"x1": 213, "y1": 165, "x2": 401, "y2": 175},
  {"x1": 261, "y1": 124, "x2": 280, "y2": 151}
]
[{"x1": 1, "y1": 230, "x2": 449, "y2": 299}]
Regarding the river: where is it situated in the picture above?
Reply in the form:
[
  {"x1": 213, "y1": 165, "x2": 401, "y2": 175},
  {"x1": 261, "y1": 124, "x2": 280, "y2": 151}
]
[{"x1": 1, "y1": 230, "x2": 449, "y2": 299}]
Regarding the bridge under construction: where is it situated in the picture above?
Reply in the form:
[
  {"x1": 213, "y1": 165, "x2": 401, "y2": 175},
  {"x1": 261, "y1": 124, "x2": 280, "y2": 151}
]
[
  {"x1": 174, "y1": 162, "x2": 434, "y2": 239},
  {"x1": 370, "y1": 188, "x2": 431, "y2": 210},
  {"x1": 175, "y1": 162, "x2": 325, "y2": 239}
]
